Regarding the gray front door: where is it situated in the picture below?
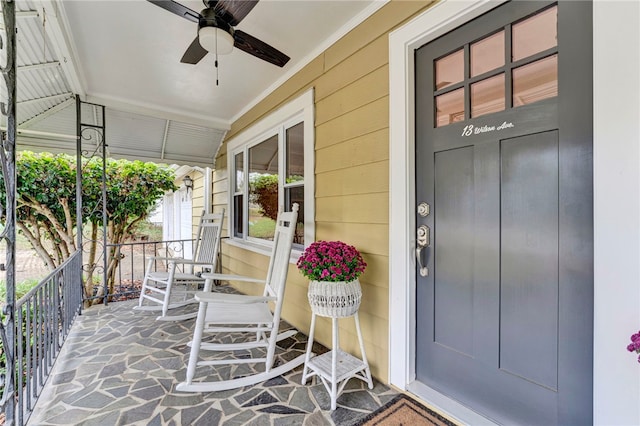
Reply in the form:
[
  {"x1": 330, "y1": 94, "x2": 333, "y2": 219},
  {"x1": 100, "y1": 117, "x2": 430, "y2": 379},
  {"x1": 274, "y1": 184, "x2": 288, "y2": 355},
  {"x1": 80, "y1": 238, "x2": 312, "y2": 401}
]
[{"x1": 414, "y1": 2, "x2": 593, "y2": 424}]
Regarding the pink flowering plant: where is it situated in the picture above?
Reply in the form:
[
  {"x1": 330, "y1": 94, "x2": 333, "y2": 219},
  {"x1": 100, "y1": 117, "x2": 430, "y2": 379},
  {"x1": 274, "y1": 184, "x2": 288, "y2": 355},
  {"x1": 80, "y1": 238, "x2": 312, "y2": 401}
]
[
  {"x1": 627, "y1": 330, "x2": 640, "y2": 363},
  {"x1": 297, "y1": 241, "x2": 366, "y2": 282}
]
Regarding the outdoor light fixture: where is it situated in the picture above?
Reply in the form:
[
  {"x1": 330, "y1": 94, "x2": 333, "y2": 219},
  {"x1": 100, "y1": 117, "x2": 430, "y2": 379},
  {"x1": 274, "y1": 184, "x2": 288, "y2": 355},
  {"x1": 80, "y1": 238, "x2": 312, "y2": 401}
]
[
  {"x1": 198, "y1": 26, "x2": 234, "y2": 55},
  {"x1": 183, "y1": 175, "x2": 194, "y2": 193}
]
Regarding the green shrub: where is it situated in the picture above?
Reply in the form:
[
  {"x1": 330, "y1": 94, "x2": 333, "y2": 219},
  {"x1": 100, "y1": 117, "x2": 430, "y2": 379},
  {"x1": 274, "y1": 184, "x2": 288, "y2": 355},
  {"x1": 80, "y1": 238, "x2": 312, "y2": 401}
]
[{"x1": 0, "y1": 278, "x2": 41, "y2": 301}]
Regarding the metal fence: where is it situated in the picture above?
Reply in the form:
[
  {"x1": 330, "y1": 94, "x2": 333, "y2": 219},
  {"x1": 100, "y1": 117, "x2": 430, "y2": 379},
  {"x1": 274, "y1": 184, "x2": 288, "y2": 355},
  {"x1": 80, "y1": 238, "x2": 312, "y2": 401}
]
[
  {"x1": 7, "y1": 250, "x2": 83, "y2": 425},
  {"x1": 86, "y1": 238, "x2": 197, "y2": 304},
  {"x1": 0, "y1": 239, "x2": 198, "y2": 425}
]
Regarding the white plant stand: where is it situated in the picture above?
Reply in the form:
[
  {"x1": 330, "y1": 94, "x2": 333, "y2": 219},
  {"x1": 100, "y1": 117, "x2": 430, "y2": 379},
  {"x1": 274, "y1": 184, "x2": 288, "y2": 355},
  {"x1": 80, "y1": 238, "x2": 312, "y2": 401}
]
[{"x1": 302, "y1": 311, "x2": 373, "y2": 410}]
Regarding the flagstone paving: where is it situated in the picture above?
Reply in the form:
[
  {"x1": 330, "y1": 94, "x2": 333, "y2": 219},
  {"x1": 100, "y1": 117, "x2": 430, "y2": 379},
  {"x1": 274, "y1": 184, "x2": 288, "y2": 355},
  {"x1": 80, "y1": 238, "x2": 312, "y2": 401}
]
[{"x1": 28, "y1": 286, "x2": 399, "y2": 425}]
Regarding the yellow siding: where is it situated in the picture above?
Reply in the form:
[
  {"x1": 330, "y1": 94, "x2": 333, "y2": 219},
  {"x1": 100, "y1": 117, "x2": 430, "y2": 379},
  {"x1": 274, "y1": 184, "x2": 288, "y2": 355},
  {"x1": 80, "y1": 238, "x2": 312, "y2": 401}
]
[
  {"x1": 212, "y1": 0, "x2": 435, "y2": 383},
  {"x1": 315, "y1": 128, "x2": 389, "y2": 173},
  {"x1": 316, "y1": 161, "x2": 389, "y2": 198},
  {"x1": 315, "y1": 35, "x2": 389, "y2": 101},
  {"x1": 315, "y1": 193, "x2": 389, "y2": 224},
  {"x1": 315, "y1": 65, "x2": 388, "y2": 125}
]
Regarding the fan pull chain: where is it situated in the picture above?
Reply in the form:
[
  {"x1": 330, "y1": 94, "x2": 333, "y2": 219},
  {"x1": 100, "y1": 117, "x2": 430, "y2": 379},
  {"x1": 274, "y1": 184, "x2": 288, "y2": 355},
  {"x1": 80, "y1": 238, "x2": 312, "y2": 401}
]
[{"x1": 215, "y1": 30, "x2": 220, "y2": 86}]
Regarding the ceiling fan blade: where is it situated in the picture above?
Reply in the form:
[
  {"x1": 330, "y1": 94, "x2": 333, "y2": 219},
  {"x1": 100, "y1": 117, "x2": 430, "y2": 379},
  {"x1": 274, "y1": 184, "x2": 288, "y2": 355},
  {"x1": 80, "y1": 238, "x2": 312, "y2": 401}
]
[
  {"x1": 180, "y1": 37, "x2": 208, "y2": 64},
  {"x1": 233, "y1": 30, "x2": 290, "y2": 67},
  {"x1": 214, "y1": 0, "x2": 259, "y2": 26},
  {"x1": 146, "y1": 0, "x2": 201, "y2": 23}
]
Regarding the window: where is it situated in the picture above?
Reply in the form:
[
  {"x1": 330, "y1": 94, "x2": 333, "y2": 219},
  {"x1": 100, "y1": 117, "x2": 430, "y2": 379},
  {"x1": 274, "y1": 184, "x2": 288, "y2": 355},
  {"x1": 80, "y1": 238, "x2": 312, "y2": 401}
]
[
  {"x1": 228, "y1": 89, "x2": 314, "y2": 252},
  {"x1": 432, "y1": 4, "x2": 558, "y2": 128}
]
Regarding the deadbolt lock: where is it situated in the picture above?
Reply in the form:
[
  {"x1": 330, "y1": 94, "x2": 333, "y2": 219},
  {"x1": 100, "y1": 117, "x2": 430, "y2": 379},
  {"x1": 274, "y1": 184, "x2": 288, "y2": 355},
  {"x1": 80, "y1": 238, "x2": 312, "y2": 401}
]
[
  {"x1": 417, "y1": 202, "x2": 430, "y2": 217},
  {"x1": 417, "y1": 225, "x2": 430, "y2": 247}
]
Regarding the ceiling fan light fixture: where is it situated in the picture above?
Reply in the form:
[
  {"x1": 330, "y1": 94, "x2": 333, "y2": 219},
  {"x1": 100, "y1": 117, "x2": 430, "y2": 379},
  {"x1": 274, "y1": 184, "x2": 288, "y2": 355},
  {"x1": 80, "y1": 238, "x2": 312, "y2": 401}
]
[{"x1": 199, "y1": 26, "x2": 234, "y2": 55}]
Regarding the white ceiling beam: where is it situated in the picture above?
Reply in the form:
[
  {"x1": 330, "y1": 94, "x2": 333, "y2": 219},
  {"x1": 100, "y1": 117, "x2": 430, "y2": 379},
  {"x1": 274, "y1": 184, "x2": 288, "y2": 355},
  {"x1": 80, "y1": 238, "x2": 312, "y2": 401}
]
[
  {"x1": 18, "y1": 61, "x2": 60, "y2": 72},
  {"x1": 19, "y1": 96, "x2": 74, "y2": 128},
  {"x1": 161, "y1": 120, "x2": 170, "y2": 160},
  {"x1": 18, "y1": 92, "x2": 73, "y2": 107},
  {"x1": 0, "y1": 10, "x2": 40, "y2": 29},
  {"x1": 0, "y1": 127, "x2": 77, "y2": 141},
  {"x1": 85, "y1": 93, "x2": 231, "y2": 131},
  {"x1": 17, "y1": 10, "x2": 39, "y2": 18},
  {"x1": 106, "y1": 145, "x2": 215, "y2": 168},
  {"x1": 31, "y1": 0, "x2": 86, "y2": 97}
]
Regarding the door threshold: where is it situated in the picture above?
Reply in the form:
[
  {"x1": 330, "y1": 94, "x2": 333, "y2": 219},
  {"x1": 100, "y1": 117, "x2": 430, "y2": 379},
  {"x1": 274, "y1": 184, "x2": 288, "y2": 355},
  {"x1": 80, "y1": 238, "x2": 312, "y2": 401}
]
[{"x1": 407, "y1": 381, "x2": 498, "y2": 426}]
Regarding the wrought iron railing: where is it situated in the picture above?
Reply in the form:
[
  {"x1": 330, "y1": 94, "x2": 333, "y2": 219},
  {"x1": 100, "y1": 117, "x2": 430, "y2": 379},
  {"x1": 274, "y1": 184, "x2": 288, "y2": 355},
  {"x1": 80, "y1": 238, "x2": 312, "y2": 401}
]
[
  {"x1": 0, "y1": 239, "x2": 202, "y2": 424},
  {"x1": 84, "y1": 238, "x2": 197, "y2": 303},
  {"x1": 2, "y1": 249, "x2": 83, "y2": 425}
]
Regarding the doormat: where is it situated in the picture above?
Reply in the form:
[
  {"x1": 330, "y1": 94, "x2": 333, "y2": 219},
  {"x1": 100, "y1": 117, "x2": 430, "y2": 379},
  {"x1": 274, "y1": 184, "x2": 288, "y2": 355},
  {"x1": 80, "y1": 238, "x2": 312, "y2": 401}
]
[{"x1": 354, "y1": 394, "x2": 459, "y2": 426}]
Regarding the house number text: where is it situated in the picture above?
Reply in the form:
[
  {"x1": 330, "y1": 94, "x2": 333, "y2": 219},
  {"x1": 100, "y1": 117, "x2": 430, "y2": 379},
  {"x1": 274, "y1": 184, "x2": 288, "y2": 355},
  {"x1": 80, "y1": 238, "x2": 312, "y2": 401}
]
[{"x1": 461, "y1": 121, "x2": 514, "y2": 137}]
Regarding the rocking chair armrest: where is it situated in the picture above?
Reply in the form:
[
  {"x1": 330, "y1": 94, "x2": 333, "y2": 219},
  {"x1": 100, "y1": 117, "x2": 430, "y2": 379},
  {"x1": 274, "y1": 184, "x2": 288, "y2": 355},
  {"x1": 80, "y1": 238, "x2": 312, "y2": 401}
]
[
  {"x1": 194, "y1": 292, "x2": 276, "y2": 304},
  {"x1": 169, "y1": 259, "x2": 215, "y2": 266},
  {"x1": 200, "y1": 273, "x2": 265, "y2": 284},
  {"x1": 149, "y1": 256, "x2": 186, "y2": 262},
  {"x1": 147, "y1": 257, "x2": 213, "y2": 266}
]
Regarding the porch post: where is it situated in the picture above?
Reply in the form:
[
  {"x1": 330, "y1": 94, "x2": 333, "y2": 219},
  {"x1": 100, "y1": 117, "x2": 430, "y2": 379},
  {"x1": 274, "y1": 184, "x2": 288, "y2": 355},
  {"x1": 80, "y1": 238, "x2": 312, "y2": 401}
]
[
  {"x1": 75, "y1": 96, "x2": 83, "y2": 312},
  {"x1": 0, "y1": 0, "x2": 17, "y2": 422}
]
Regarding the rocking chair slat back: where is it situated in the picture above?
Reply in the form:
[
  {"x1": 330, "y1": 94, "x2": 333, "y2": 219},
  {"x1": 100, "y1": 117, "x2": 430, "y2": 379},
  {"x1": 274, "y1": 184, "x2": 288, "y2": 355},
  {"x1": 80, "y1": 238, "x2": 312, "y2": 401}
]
[{"x1": 263, "y1": 205, "x2": 298, "y2": 300}]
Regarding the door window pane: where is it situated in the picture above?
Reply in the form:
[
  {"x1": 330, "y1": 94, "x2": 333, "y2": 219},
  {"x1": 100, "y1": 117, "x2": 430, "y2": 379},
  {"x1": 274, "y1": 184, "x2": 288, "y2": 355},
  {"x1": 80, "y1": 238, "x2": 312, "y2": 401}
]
[
  {"x1": 471, "y1": 31, "x2": 505, "y2": 77},
  {"x1": 436, "y1": 88, "x2": 464, "y2": 128},
  {"x1": 286, "y1": 122, "x2": 304, "y2": 183},
  {"x1": 512, "y1": 6, "x2": 557, "y2": 62},
  {"x1": 249, "y1": 135, "x2": 279, "y2": 241},
  {"x1": 513, "y1": 55, "x2": 558, "y2": 107},
  {"x1": 435, "y1": 49, "x2": 464, "y2": 91},
  {"x1": 471, "y1": 73, "x2": 505, "y2": 118}
]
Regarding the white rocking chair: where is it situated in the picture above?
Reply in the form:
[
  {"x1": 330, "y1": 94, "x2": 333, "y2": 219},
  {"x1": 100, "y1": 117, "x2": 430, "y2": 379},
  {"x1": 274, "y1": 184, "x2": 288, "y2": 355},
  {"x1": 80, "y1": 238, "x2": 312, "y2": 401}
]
[
  {"x1": 176, "y1": 204, "x2": 304, "y2": 392},
  {"x1": 135, "y1": 209, "x2": 224, "y2": 321}
]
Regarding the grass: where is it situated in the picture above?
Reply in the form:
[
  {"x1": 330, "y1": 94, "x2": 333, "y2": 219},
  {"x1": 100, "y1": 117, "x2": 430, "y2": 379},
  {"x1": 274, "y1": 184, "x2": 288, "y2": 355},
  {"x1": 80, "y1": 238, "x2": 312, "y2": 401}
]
[
  {"x1": 249, "y1": 217, "x2": 276, "y2": 239},
  {"x1": 131, "y1": 221, "x2": 163, "y2": 241}
]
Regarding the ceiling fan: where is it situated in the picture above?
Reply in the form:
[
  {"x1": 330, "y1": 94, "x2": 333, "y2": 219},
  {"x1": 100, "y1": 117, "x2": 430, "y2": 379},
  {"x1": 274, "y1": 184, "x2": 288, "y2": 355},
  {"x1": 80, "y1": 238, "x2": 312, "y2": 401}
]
[{"x1": 147, "y1": 0, "x2": 290, "y2": 68}]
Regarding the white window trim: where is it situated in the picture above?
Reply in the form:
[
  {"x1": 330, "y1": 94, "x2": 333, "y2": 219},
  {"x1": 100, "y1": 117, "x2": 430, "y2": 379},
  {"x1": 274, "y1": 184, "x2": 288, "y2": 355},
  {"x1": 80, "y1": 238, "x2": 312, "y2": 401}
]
[{"x1": 227, "y1": 88, "x2": 315, "y2": 260}]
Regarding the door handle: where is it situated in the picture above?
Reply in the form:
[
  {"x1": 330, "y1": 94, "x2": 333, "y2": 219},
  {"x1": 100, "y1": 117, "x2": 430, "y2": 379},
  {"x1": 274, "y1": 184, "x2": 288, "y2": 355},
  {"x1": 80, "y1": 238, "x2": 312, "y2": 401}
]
[
  {"x1": 416, "y1": 246, "x2": 428, "y2": 277},
  {"x1": 416, "y1": 225, "x2": 430, "y2": 277}
]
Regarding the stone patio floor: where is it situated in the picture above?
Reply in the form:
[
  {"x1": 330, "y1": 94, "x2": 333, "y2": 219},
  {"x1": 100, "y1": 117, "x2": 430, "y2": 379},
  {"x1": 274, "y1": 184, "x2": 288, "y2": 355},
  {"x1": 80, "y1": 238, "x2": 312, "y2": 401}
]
[{"x1": 28, "y1": 286, "x2": 400, "y2": 425}]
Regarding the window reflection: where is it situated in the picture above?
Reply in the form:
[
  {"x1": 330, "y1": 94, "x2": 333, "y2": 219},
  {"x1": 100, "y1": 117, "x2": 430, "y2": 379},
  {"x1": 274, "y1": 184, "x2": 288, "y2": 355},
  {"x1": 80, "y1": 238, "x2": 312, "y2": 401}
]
[
  {"x1": 512, "y1": 6, "x2": 557, "y2": 62},
  {"x1": 435, "y1": 49, "x2": 464, "y2": 91},
  {"x1": 249, "y1": 135, "x2": 279, "y2": 241},
  {"x1": 285, "y1": 186, "x2": 305, "y2": 246},
  {"x1": 471, "y1": 73, "x2": 505, "y2": 118},
  {"x1": 285, "y1": 122, "x2": 304, "y2": 245},
  {"x1": 436, "y1": 88, "x2": 465, "y2": 127},
  {"x1": 286, "y1": 123, "x2": 304, "y2": 183},
  {"x1": 471, "y1": 31, "x2": 505, "y2": 77},
  {"x1": 234, "y1": 152, "x2": 244, "y2": 192},
  {"x1": 513, "y1": 55, "x2": 558, "y2": 107}
]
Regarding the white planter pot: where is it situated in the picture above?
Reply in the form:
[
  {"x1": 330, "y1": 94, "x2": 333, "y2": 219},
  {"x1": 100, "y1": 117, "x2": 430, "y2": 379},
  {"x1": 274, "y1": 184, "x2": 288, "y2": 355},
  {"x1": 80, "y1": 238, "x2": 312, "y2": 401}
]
[{"x1": 307, "y1": 279, "x2": 362, "y2": 318}]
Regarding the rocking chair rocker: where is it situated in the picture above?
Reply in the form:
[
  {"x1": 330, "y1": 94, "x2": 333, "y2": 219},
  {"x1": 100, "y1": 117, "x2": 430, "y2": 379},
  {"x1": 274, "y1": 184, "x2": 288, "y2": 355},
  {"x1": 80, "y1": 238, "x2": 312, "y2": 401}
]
[
  {"x1": 176, "y1": 204, "x2": 303, "y2": 392},
  {"x1": 135, "y1": 209, "x2": 224, "y2": 321}
]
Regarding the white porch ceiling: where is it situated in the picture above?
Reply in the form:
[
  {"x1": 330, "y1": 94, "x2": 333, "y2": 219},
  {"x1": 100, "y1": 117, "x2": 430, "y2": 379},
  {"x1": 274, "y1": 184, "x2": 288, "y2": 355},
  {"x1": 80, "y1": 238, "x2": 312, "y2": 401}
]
[{"x1": 0, "y1": 0, "x2": 386, "y2": 168}]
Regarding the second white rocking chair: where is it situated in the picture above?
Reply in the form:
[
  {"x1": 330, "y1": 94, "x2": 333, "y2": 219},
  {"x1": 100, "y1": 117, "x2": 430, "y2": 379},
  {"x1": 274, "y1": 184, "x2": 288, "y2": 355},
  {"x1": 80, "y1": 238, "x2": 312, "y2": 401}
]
[
  {"x1": 135, "y1": 209, "x2": 224, "y2": 321},
  {"x1": 176, "y1": 204, "x2": 303, "y2": 392}
]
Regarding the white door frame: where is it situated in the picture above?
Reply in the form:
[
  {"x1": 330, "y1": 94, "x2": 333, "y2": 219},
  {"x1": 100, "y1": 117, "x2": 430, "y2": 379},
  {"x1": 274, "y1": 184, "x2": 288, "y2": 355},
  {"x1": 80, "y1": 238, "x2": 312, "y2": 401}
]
[{"x1": 388, "y1": 0, "x2": 505, "y2": 386}]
